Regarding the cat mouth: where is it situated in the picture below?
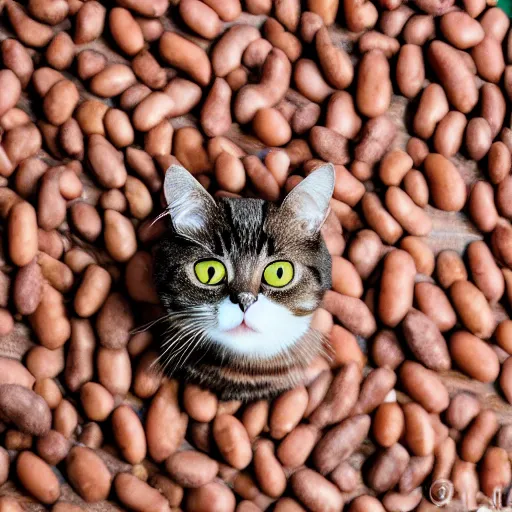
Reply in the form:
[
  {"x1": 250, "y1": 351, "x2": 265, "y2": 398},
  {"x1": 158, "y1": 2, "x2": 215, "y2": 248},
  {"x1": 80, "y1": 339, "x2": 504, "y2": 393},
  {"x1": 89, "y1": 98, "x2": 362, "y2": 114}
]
[{"x1": 225, "y1": 321, "x2": 258, "y2": 335}]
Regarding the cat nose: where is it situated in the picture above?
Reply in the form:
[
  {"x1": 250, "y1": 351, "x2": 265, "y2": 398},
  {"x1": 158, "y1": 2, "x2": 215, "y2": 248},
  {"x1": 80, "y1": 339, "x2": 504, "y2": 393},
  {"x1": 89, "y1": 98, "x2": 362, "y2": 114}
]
[{"x1": 230, "y1": 292, "x2": 257, "y2": 312}]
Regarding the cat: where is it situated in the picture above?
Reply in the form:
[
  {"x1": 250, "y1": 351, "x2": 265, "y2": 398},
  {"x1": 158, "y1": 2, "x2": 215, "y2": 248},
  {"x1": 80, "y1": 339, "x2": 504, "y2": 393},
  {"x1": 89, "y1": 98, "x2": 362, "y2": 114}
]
[{"x1": 153, "y1": 163, "x2": 335, "y2": 401}]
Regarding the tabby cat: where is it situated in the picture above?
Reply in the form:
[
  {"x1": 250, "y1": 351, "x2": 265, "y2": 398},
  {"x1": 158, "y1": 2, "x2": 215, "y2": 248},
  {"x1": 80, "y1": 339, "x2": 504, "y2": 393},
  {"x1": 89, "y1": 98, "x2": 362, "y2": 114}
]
[{"x1": 153, "y1": 163, "x2": 335, "y2": 401}]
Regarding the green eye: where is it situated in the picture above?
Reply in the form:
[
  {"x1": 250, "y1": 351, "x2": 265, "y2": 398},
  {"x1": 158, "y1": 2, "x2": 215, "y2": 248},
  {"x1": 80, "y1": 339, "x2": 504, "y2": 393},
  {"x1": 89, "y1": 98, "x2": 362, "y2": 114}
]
[
  {"x1": 263, "y1": 261, "x2": 294, "y2": 288},
  {"x1": 194, "y1": 260, "x2": 226, "y2": 285}
]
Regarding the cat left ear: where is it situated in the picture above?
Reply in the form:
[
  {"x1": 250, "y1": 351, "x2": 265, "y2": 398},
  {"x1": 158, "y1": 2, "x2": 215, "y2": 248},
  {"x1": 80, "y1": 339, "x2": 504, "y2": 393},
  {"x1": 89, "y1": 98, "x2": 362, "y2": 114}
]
[
  {"x1": 163, "y1": 164, "x2": 217, "y2": 235},
  {"x1": 280, "y1": 163, "x2": 335, "y2": 234}
]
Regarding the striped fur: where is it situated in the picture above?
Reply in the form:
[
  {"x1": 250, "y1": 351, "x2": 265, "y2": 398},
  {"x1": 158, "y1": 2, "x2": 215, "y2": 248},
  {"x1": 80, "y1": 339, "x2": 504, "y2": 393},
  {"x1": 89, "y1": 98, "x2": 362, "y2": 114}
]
[{"x1": 153, "y1": 165, "x2": 334, "y2": 401}]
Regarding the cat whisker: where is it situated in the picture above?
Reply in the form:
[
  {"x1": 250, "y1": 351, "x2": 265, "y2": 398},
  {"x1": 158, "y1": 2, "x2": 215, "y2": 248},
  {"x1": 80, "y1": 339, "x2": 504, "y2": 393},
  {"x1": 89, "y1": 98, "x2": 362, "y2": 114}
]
[{"x1": 130, "y1": 316, "x2": 168, "y2": 335}]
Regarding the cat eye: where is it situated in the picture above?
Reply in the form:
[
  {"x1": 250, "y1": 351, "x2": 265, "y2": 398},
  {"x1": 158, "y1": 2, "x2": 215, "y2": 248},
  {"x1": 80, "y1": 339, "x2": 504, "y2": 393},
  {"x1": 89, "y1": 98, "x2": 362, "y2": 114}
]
[
  {"x1": 194, "y1": 259, "x2": 226, "y2": 285},
  {"x1": 263, "y1": 261, "x2": 294, "y2": 288}
]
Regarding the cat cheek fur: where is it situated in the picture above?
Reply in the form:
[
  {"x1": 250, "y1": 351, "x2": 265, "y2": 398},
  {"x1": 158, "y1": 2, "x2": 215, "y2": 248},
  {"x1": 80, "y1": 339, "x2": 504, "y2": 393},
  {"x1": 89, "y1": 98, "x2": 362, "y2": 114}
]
[{"x1": 210, "y1": 294, "x2": 313, "y2": 358}]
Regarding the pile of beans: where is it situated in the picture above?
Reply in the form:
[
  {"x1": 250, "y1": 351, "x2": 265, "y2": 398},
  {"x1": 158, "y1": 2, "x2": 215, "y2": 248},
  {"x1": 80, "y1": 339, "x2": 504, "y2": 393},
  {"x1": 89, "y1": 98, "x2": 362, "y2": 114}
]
[{"x1": 0, "y1": 0, "x2": 511, "y2": 510}]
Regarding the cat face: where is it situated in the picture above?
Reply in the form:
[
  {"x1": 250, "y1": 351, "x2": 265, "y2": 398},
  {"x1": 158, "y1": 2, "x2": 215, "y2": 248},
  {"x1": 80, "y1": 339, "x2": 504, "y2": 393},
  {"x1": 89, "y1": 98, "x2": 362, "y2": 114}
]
[{"x1": 153, "y1": 163, "x2": 334, "y2": 399}]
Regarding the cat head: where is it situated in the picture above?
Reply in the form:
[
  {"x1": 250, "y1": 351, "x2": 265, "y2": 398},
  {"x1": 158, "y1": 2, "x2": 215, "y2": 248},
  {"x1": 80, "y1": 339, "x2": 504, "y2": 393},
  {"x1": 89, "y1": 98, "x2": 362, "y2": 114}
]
[{"x1": 153, "y1": 163, "x2": 334, "y2": 381}]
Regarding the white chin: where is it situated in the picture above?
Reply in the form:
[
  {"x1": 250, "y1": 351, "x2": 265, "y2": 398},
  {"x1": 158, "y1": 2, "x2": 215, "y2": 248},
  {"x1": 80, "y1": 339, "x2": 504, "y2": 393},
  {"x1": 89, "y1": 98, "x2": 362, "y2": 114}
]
[{"x1": 208, "y1": 294, "x2": 313, "y2": 358}]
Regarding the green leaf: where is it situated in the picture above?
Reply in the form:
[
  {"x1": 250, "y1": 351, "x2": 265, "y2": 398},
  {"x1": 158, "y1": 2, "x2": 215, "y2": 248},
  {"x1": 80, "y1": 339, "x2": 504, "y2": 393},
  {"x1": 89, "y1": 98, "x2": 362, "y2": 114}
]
[{"x1": 496, "y1": 0, "x2": 512, "y2": 17}]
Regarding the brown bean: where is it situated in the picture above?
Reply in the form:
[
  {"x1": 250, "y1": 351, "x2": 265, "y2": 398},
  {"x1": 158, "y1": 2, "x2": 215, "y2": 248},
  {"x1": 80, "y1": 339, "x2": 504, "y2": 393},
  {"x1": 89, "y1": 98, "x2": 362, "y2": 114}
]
[
  {"x1": 394, "y1": 44, "x2": 424, "y2": 99},
  {"x1": 480, "y1": 447, "x2": 511, "y2": 497},
  {"x1": 80, "y1": 382, "x2": 114, "y2": 421},
  {"x1": 373, "y1": 402, "x2": 404, "y2": 448},
  {"x1": 450, "y1": 280, "x2": 495, "y2": 339},
  {"x1": 268, "y1": 386, "x2": 307, "y2": 439},
  {"x1": 399, "y1": 361, "x2": 449, "y2": 413},
  {"x1": 215, "y1": 152, "x2": 246, "y2": 194},
  {"x1": 0, "y1": 384, "x2": 51, "y2": 435},
  {"x1": 115, "y1": 473, "x2": 170, "y2": 512},
  {"x1": 379, "y1": 250, "x2": 416, "y2": 327},
  {"x1": 76, "y1": 50, "x2": 106, "y2": 81},
  {"x1": 309, "y1": 127, "x2": 349, "y2": 165},
  {"x1": 173, "y1": 127, "x2": 211, "y2": 175},
  {"x1": 500, "y1": 357, "x2": 512, "y2": 404},
  {"x1": 481, "y1": 83, "x2": 506, "y2": 139},
  {"x1": 29, "y1": 283, "x2": 70, "y2": 349},
  {"x1": 185, "y1": 481, "x2": 236, "y2": 512},
  {"x1": 468, "y1": 181, "x2": 499, "y2": 234},
  {"x1": 264, "y1": 18, "x2": 302, "y2": 62},
  {"x1": 414, "y1": 84, "x2": 450, "y2": 140},
  {"x1": 146, "y1": 381, "x2": 188, "y2": 463},
  {"x1": 235, "y1": 49, "x2": 291, "y2": 124},
  {"x1": 183, "y1": 384, "x2": 218, "y2": 423},
  {"x1": 5, "y1": 2, "x2": 53, "y2": 47},
  {"x1": 313, "y1": 415, "x2": 371, "y2": 474},
  {"x1": 451, "y1": 459, "x2": 479, "y2": 510},
  {"x1": 316, "y1": 26, "x2": 353, "y2": 90},
  {"x1": 290, "y1": 468, "x2": 344, "y2": 512},
  {"x1": 446, "y1": 392, "x2": 481, "y2": 430},
  {"x1": 331, "y1": 257, "x2": 363, "y2": 298},
  {"x1": 414, "y1": 282, "x2": 455, "y2": 332},
  {"x1": 367, "y1": 444, "x2": 410, "y2": 493},
  {"x1": 310, "y1": 362, "x2": 362, "y2": 428},
  {"x1": 213, "y1": 414, "x2": 252, "y2": 469},
  {"x1": 356, "y1": 50, "x2": 391, "y2": 119},
  {"x1": 36, "y1": 430, "x2": 70, "y2": 465},
  {"x1": 165, "y1": 450, "x2": 219, "y2": 488},
  {"x1": 97, "y1": 347, "x2": 131, "y2": 396},
  {"x1": 353, "y1": 368, "x2": 396, "y2": 415},
  {"x1": 465, "y1": 117, "x2": 492, "y2": 161},
  {"x1": 277, "y1": 424, "x2": 319, "y2": 469},
  {"x1": 428, "y1": 41, "x2": 478, "y2": 113},
  {"x1": 385, "y1": 187, "x2": 432, "y2": 236},
  {"x1": 492, "y1": 219, "x2": 512, "y2": 268},
  {"x1": 480, "y1": 6, "x2": 510, "y2": 41},
  {"x1": 1, "y1": 40, "x2": 33, "y2": 90},
  {"x1": 466, "y1": 240, "x2": 504, "y2": 304},
  {"x1": 17, "y1": 451, "x2": 60, "y2": 504},
  {"x1": 355, "y1": 115, "x2": 397, "y2": 165},
  {"x1": 253, "y1": 108, "x2": 291, "y2": 147},
  {"x1": 403, "y1": 403, "x2": 436, "y2": 457},
  {"x1": 243, "y1": 156, "x2": 280, "y2": 202},
  {"x1": 109, "y1": 8, "x2": 144, "y2": 56},
  {"x1": 239, "y1": 400, "x2": 268, "y2": 441},
  {"x1": 434, "y1": 111, "x2": 467, "y2": 158},
  {"x1": 325, "y1": 91, "x2": 362, "y2": 140},
  {"x1": 460, "y1": 409, "x2": 499, "y2": 463},
  {"x1": 496, "y1": 320, "x2": 512, "y2": 354},
  {"x1": 53, "y1": 399, "x2": 78, "y2": 438},
  {"x1": 253, "y1": 439, "x2": 286, "y2": 498},
  {"x1": 111, "y1": 405, "x2": 146, "y2": 464},
  {"x1": 104, "y1": 210, "x2": 137, "y2": 263},
  {"x1": 440, "y1": 12, "x2": 484, "y2": 49},
  {"x1": 424, "y1": 153, "x2": 467, "y2": 211},
  {"x1": 66, "y1": 446, "x2": 112, "y2": 502},
  {"x1": 212, "y1": 25, "x2": 261, "y2": 77},
  {"x1": 349, "y1": 496, "x2": 385, "y2": 512},
  {"x1": 323, "y1": 291, "x2": 377, "y2": 338},
  {"x1": 74, "y1": 1, "x2": 106, "y2": 44},
  {"x1": 371, "y1": 330, "x2": 405, "y2": 370},
  {"x1": 362, "y1": 193, "x2": 403, "y2": 245},
  {"x1": 34, "y1": 378, "x2": 61, "y2": 409},
  {"x1": 347, "y1": 229, "x2": 382, "y2": 280},
  {"x1": 472, "y1": 35, "x2": 505, "y2": 83},
  {"x1": 160, "y1": 32, "x2": 211, "y2": 86},
  {"x1": 8, "y1": 201, "x2": 38, "y2": 267}
]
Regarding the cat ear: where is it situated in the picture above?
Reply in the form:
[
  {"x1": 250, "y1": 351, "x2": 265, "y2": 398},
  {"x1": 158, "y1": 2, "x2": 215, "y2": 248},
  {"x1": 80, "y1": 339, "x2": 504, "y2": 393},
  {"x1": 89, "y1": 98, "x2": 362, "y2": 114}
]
[
  {"x1": 163, "y1": 164, "x2": 217, "y2": 235},
  {"x1": 280, "y1": 163, "x2": 335, "y2": 233}
]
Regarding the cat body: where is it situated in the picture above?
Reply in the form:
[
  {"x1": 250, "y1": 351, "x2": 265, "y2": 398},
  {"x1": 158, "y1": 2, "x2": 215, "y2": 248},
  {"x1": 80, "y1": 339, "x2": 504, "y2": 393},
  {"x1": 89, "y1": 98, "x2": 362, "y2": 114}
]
[{"x1": 153, "y1": 164, "x2": 335, "y2": 401}]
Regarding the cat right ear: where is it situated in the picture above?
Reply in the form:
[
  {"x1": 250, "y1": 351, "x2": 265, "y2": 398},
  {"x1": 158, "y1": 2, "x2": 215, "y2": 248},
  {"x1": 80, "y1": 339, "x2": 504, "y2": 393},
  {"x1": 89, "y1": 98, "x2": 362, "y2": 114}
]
[{"x1": 163, "y1": 165, "x2": 217, "y2": 235}]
